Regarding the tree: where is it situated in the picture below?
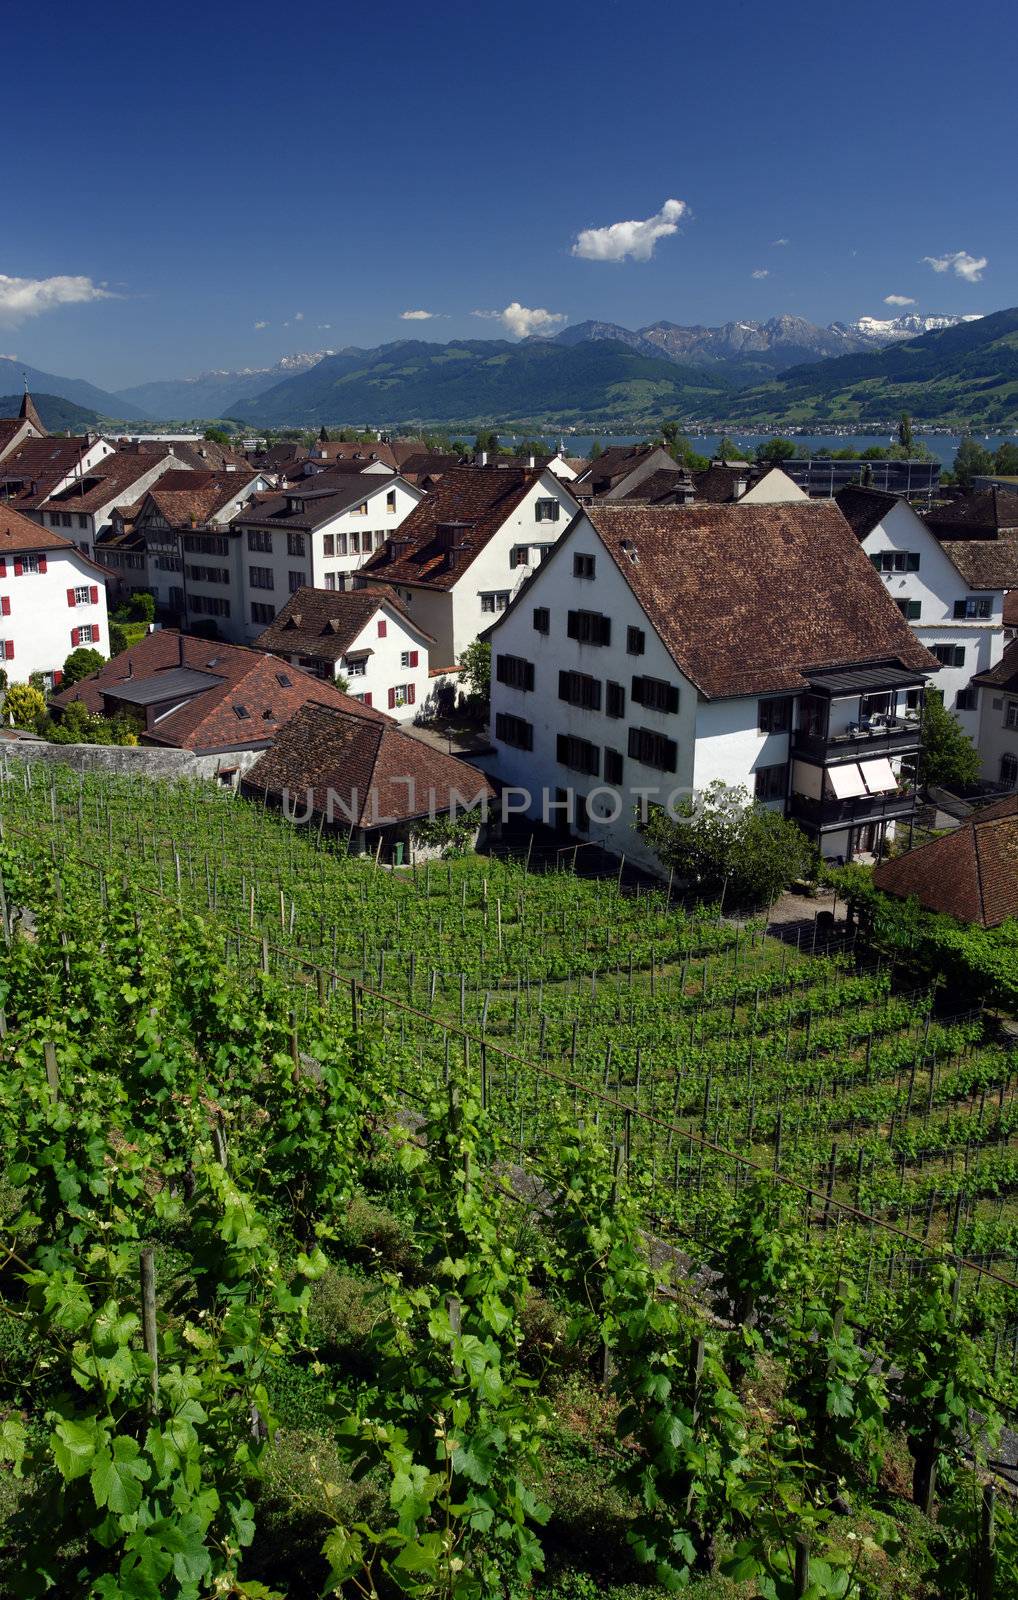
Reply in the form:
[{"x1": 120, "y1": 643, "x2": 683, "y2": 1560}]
[
  {"x1": 639, "y1": 781, "x2": 816, "y2": 908},
  {"x1": 993, "y1": 441, "x2": 1018, "y2": 475},
  {"x1": 513, "y1": 438, "x2": 548, "y2": 460},
  {"x1": 108, "y1": 622, "x2": 129, "y2": 657},
  {"x1": 756, "y1": 437, "x2": 797, "y2": 463},
  {"x1": 61, "y1": 646, "x2": 104, "y2": 687},
  {"x1": 458, "y1": 639, "x2": 491, "y2": 711},
  {"x1": 3, "y1": 682, "x2": 47, "y2": 731},
  {"x1": 114, "y1": 591, "x2": 155, "y2": 625},
  {"x1": 474, "y1": 430, "x2": 500, "y2": 457},
  {"x1": 49, "y1": 699, "x2": 138, "y2": 746},
  {"x1": 918, "y1": 690, "x2": 981, "y2": 791},
  {"x1": 589, "y1": 440, "x2": 603, "y2": 461},
  {"x1": 318, "y1": 425, "x2": 330, "y2": 443},
  {"x1": 953, "y1": 434, "x2": 993, "y2": 488},
  {"x1": 716, "y1": 435, "x2": 749, "y2": 461},
  {"x1": 897, "y1": 412, "x2": 915, "y2": 454},
  {"x1": 203, "y1": 427, "x2": 231, "y2": 446},
  {"x1": 657, "y1": 423, "x2": 709, "y2": 471}
]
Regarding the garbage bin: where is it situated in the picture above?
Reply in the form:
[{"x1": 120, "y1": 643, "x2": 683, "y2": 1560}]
[{"x1": 393, "y1": 842, "x2": 405, "y2": 867}]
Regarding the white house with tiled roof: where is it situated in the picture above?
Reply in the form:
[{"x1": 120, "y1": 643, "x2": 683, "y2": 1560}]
[
  {"x1": 32, "y1": 449, "x2": 186, "y2": 561},
  {"x1": 0, "y1": 505, "x2": 109, "y2": 690},
  {"x1": 485, "y1": 500, "x2": 939, "y2": 871}
]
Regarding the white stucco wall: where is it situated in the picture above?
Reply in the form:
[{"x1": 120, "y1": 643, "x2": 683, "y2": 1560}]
[
  {"x1": 0, "y1": 546, "x2": 109, "y2": 685},
  {"x1": 277, "y1": 599, "x2": 431, "y2": 722},
  {"x1": 976, "y1": 684, "x2": 1018, "y2": 787}
]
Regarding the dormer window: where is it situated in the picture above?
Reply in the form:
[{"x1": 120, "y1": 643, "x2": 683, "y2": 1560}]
[{"x1": 234, "y1": 704, "x2": 250, "y2": 720}]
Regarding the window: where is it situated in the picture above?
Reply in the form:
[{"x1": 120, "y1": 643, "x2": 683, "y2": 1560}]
[
  {"x1": 73, "y1": 585, "x2": 91, "y2": 605},
  {"x1": 289, "y1": 571, "x2": 304, "y2": 594},
  {"x1": 19, "y1": 555, "x2": 41, "y2": 574},
  {"x1": 247, "y1": 528, "x2": 272, "y2": 553},
  {"x1": 343, "y1": 656, "x2": 367, "y2": 677},
  {"x1": 573, "y1": 552, "x2": 596, "y2": 579},
  {"x1": 604, "y1": 747, "x2": 624, "y2": 785},
  {"x1": 496, "y1": 654, "x2": 535, "y2": 691},
  {"x1": 510, "y1": 545, "x2": 530, "y2": 567},
  {"x1": 376, "y1": 619, "x2": 388, "y2": 639},
  {"x1": 183, "y1": 533, "x2": 228, "y2": 555},
  {"x1": 250, "y1": 602, "x2": 275, "y2": 624},
  {"x1": 75, "y1": 623, "x2": 98, "y2": 645},
  {"x1": 1005, "y1": 702, "x2": 1018, "y2": 730},
  {"x1": 480, "y1": 591, "x2": 510, "y2": 613},
  {"x1": 631, "y1": 675, "x2": 679, "y2": 713},
  {"x1": 495, "y1": 712, "x2": 533, "y2": 750},
  {"x1": 956, "y1": 688, "x2": 977, "y2": 711},
  {"x1": 77, "y1": 514, "x2": 88, "y2": 530},
  {"x1": 933, "y1": 644, "x2": 966, "y2": 668},
  {"x1": 351, "y1": 501, "x2": 368, "y2": 516},
  {"x1": 349, "y1": 530, "x2": 361, "y2": 555},
  {"x1": 190, "y1": 595, "x2": 231, "y2": 617},
  {"x1": 556, "y1": 732, "x2": 600, "y2": 776},
  {"x1": 323, "y1": 534, "x2": 335, "y2": 557},
  {"x1": 386, "y1": 489, "x2": 397, "y2": 512},
  {"x1": 533, "y1": 606, "x2": 550, "y2": 634},
  {"x1": 335, "y1": 532, "x2": 348, "y2": 556},
  {"x1": 287, "y1": 531, "x2": 306, "y2": 557},
  {"x1": 567, "y1": 609, "x2": 611, "y2": 646},
  {"x1": 558, "y1": 670, "x2": 601, "y2": 710},
  {"x1": 353, "y1": 692, "x2": 374, "y2": 707},
  {"x1": 400, "y1": 649, "x2": 421, "y2": 670},
  {"x1": 895, "y1": 599, "x2": 922, "y2": 621},
  {"x1": 754, "y1": 764, "x2": 787, "y2": 801},
  {"x1": 954, "y1": 596, "x2": 994, "y2": 620},
  {"x1": 628, "y1": 726, "x2": 678, "y2": 772},
  {"x1": 249, "y1": 565, "x2": 274, "y2": 590},
  {"x1": 758, "y1": 696, "x2": 792, "y2": 733},
  {"x1": 1001, "y1": 752, "x2": 1018, "y2": 790},
  {"x1": 61, "y1": 513, "x2": 72, "y2": 528},
  {"x1": 870, "y1": 550, "x2": 920, "y2": 573},
  {"x1": 606, "y1": 680, "x2": 625, "y2": 719},
  {"x1": 626, "y1": 625, "x2": 646, "y2": 656},
  {"x1": 389, "y1": 683, "x2": 416, "y2": 709},
  {"x1": 535, "y1": 498, "x2": 560, "y2": 523},
  {"x1": 324, "y1": 574, "x2": 336, "y2": 590},
  {"x1": 187, "y1": 565, "x2": 230, "y2": 584},
  {"x1": 0, "y1": 640, "x2": 11, "y2": 661}
]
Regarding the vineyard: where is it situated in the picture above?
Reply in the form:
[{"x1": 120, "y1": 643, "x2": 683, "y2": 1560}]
[{"x1": 1, "y1": 762, "x2": 1017, "y2": 1598}]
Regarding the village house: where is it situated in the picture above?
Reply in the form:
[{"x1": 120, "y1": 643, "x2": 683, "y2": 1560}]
[
  {"x1": 971, "y1": 640, "x2": 1018, "y2": 791},
  {"x1": 51, "y1": 628, "x2": 387, "y2": 780},
  {"x1": 252, "y1": 585, "x2": 434, "y2": 719},
  {"x1": 620, "y1": 460, "x2": 807, "y2": 508},
  {"x1": 485, "y1": 499, "x2": 937, "y2": 872},
  {"x1": 571, "y1": 443, "x2": 679, "y2": 499},
  {"x1": 241, "y1": 698, "x2": 495, "y2": 864},
  {"x1": 873, "y1": 795, "x2": 1018, "y2": 926},
  {"x1": 0, "y1": 433, "x2": 118, "y2": 550},
  {"x1": 0, "y1": 504, "x2": 109, "y2": 689},
  {"x1": 835, "y1": 485, "x2": 1005, "y2": 745},
  {"x1": 361, "y1": 465, "x2": 580, "y2": 667},
  {"x1": 28, "y1": 449, "x2": 186, "y2": 561}
]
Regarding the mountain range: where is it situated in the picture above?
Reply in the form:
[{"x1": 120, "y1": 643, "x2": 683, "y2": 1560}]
[
  {"x1": 115, "y1": 352, "x2": 335, "y2": 423},
  {"x1": 0, "y1": 356, "x2": 142, "y2": 421}
]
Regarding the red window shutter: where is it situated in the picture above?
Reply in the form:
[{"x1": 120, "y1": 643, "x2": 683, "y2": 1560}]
[
  {"x1": 0, "y1": 559, "x2": 5, "y2": 576},
  {"x1": 408, "y1": 683, "x2": 416, "y2": 705},
  {"x1": 67, "y1": 587, "x2": 76, "y2": 607},
  {"x1": 409, "y1": 650, "x2": 419, "y2": 668},
  {"x1": 93, "y1": 624, "x2": 101, "y2": 646},
  {"x1": 71, "y1": 627, "x2": 80, "y2": 648},
  {"x1": 53, "y1": 669, "x2": 63, "y2": 686},
  {"x1": 90, "y1": 585, "x2": 98, "y2": 604},
  {"x1": 13, "y1": 559, "x2": 23, "y2": 577},
  {"x1": 388, "y1": 686, "x2": 396, "y2": 709},
  {"x1": 363, "y1": 692, "x2": 372, "y2": 707},
  {"x1": 1, "y1": 596, "x2": 8, "y2": 617},
  {"x1": 378, "y1": 620, "x2": 387, "y2": 638},
  {"x1": 4, "y1": 641, "x2": 13, "y2": 661},
  {"x1": 38, "y1": 556, "x2": 47, "y2": 574}
]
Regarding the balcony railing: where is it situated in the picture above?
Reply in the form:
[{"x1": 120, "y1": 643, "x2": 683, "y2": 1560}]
[
  {"x1": 789, "y1": 789, "x2": 917, "y2": 830},
  {"x1": 792, "y1": 717, "x2": 921, "y2": 764}
]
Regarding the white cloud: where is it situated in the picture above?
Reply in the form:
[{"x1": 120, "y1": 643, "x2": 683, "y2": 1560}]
[
  {"x1": 571, "y1": 198, "x2": 687, "y2": 263},
  {"x1": 254, "y1": 319, "x2": 269, "y2": 330},
  {"x1": 771, "y1": 237, "x2": 789, "y2": 246},
  {"x1": 883, "y1": 294, "x2": 915, "y2": 307},
  {"x1": 923, "y1": 250, "x2": 987, "y2": 283},
  {"x1": 401, "y1": 309, "x2": 436, "y2": 320},
  {"x1": 471, "y1": 302, "x2": 567, "y2": 338},
  {"x1": 0, "y1": 352, "x2": 17, "y2": 361},
  {"x1": 294, "y1": 311, "x2": 304, "y2": 321},
  {"x1": 751, "y1": 268, "x2": 769, "y2": 279},
  {"x1": 0, "y1": 273, "x2": 113, "y2": 325},
  {"x1": 318, "y1": 323, "x2": 331, "y2": 330}
]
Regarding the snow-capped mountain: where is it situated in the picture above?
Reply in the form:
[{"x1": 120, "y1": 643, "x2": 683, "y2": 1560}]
[
  {"x1": 116, "y1": 351, "x2": 336, "y2": 419},
  {"x1": 850, "y1": 313, "x2": 983, "y2": 341}
]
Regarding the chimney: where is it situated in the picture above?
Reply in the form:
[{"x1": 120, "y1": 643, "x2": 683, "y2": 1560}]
[
  {"x1": 127, "y1": 659, "x2": 133, "y2": 678},
  {"x1": 479, "y1": 450, "x2": 488, "y2": 467},
  {"x1": 178, "y1": 632, "x2": 185, "y2": 666},
  {"x1": 527, "y1": 453, "x2": 535, "y2": 469}
]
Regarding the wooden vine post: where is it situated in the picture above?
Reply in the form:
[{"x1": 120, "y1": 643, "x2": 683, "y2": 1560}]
[{"x1": 140, "y1": 1247, "x2": 159, "y2": 1415}]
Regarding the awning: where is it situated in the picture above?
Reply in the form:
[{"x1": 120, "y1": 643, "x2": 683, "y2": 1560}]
[
  {"x1": 791, "y1": 760, "x2": 824, "y2": 800},
  {"x1": 827, "y1": 763, "x2": 866, "y2": 799},
  {"x1": 859, "y1": 757, "x2": 897, "y2": 794}
]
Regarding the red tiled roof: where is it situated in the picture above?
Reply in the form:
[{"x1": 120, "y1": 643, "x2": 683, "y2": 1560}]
[
  {"x1": 243, "y1": 699, "x2": 494, "y2": 827},
  {"x1": 973, "y1": 637, "x2": 1018, "y2": 692},
  {"x1": 925, "y1": 488, "x2": 1018, "y2": 537},
  {"x1": 41, "y1": 450, "x2": 179, "y2": 514},
  {"x1": 253, "y1": 585, "x2": 433, "y2": 662},
  {"x1": 138, "y1": 471, "x2": 261, "y2": 528},
  {"x1": 873, "y1": 797, "x2": 1018, "y2": 928},
  {"x1": 581, "y1": 500, "x2": 938, "y2": 698},
  {"x1": 0, "y1": 503, "x2": 90, "y2": 557},
  {"x1": 51, "y1": 629, "x2": 388, "y2": 753}
]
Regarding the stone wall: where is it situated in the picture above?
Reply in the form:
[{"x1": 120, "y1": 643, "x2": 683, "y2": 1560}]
[{"x1": 0, "y1": 738, "x2": 261, "y2": 783}]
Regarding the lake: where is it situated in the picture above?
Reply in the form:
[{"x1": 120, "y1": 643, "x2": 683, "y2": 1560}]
[{"x1": 491, "y1": 431, "x2": 1017, "y2": 469}]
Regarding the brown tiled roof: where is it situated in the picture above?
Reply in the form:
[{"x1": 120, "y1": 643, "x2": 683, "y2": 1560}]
[
  {"x1": 833, "y1": 485, "x2": 902, "y2": 538},
  {"x1": 0, "y1": 437, "x2": 99, "y2": 508},
  {"x1": 620, "y1": 468, "x2": 695, "y2": 504},
  {"x1": 575, "y1": 443, "x2": 662, "y2": 487},
  {"x1": 0, "y1": 503, "x2": 91, "y2": 557},
  {"x1": 253, "y1": 585, "x2": 433, "y2": 662},
  {"x1": 363, "y1": 466, "x2": 554, "y2": 590},
  {"x1": 19, "y1": 391, "x2": 45, "y2": 433},
  {"x1": 580, "y1": 501, "x2": 938, "y2": 698},
  {"x1": 0, "y1": 419, "x2": 28, "y2": 455},
  {"x1": 243, "y1": 699, "x2": 494, "y2": 827},
  {"x1": 240, "y1": 473, "x2": 407, "y2": 532},
  {"x1": 935, "y1": 532, "x2": 1018, "y2": 591},
  {"x1": 973, "y1": 637, "x2": 1018, "y2": 692},
  {"x1": 51, "y1": 629, "x2": 387, "y2": 753},
  {"x1": 873, "y1": 797, "x2": 1018, "y2": 928},
  {"x1": 925, "y1": 488, "x2": 1018, "y2": 537},
  {"x1": 310, "y1": 440, "x2": 399, "y2": 470},
  {"x1": 138, "y1": 471, "x2": 261, "y2": 529},
  {"x1": 1005, "y1": 592, "x2": 1018, "y2": 627},
  {"x1": 40, "y1": 450, "x2": 179, "y2": 515},
  {"x1": 690, "y1": 464, "x2": 757, "y2": 503},
  {"x1": 396, "y1": 452, "x2": 462, "y2": 481}
]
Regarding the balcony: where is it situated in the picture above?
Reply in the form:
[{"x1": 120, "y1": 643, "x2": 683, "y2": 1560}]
[
  {"x1": 792, "y1": 716, "x2": 921, "y2": 764},
  {"x1": 789, "y1": 788, "x2": 917, "y2": 832}
]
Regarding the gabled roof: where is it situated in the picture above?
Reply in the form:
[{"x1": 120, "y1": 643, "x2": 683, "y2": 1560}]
[
  {"x1": 240, "y1": 472, "x2": 413, "y2": 532},
  {"x1": 120, "y1": 437, "x2": 250, "y2": 473},
  {"x1": 833, "y1": 484, "x2": 903, "y2": 539},
  {"x1": 0, "y1": 503, "x2": 104, "y2": 560},
  {"x1": 135, "y1": 470, "x2": 262, "y2": 529},
  {"x1": 243, "y1": 700, "x2": 494, "y2": 828},
  {"x1": 253, "y1": 585, "x2": 433, "y2": 662},
  {"x1": 0, "y1": 436, "x2": 98, "y2": 508},
  {"x1": 574, "y1": 442, "x2": 667, "y2": 489},
  {"x1": 936, "y1": 532, "x2": 1018, "y2": 591},
  {"x1": 924, "y1": 488, "x2": 1018, "y2": 537},
  {"x1": 19, "y1": 390, "x2": 46, "y2": 434},
  {"x1": 560, "y1": 501, "x2": 938, "y2": 699},
  {"x1": 0, "y1": 418, "x2": 32, "y2": 458},
  {"x1": 973, "y1": 637, "x2": 1018, "y2": 692},
  {"x1": 51, "y1": 629, "x2": 388, "y2": 753},
  {"x1": 620, "y1": 468, "x2": 695, "y2": 504},
  {"x1": 40, "y1": 450, "x2": 180, "y2": 515},
  {"x1": 873, "y1": 796, "x2": 1018, "y2": 928},
  {"x1": 309, "y1": 440, "x2": 399, "y2": 470},
  {"x1": 363, "y1": 466, "x2": 567, "y2": 590}
]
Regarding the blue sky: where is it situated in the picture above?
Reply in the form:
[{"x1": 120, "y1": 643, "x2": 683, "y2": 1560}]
[{"x1": 4, "y1": 0, "x2": 1013, "y2": 390}]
